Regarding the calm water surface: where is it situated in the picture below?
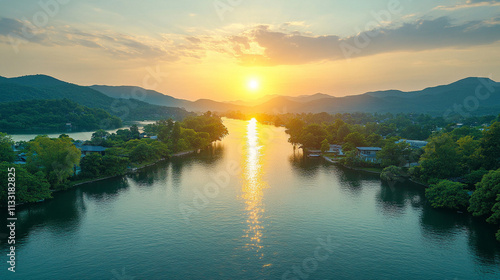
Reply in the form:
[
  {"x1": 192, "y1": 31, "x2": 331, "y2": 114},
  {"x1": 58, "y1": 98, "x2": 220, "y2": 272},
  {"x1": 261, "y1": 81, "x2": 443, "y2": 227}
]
[
  {"x1": 9, "y1": 121, "x2": 154, "y2": 142},
  {"x1": 1, "y1": 118, "x2": 499, "y2": 279}
]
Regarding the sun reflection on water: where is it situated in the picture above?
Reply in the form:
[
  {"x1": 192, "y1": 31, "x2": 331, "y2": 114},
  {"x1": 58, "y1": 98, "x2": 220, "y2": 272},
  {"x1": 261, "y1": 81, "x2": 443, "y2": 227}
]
[{"x1": 241, "y1": 118, "x2": 267, "y2": 255}]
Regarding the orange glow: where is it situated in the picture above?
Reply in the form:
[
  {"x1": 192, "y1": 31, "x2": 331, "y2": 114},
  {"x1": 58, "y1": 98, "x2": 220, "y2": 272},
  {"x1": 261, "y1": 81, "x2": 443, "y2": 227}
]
[{"x1": 241, "y1": 118, "x2": 267, "y2": 255}]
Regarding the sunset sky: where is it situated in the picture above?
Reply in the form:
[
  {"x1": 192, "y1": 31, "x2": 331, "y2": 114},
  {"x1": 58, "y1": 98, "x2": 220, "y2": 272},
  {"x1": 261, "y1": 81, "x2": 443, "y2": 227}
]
[{"x1": 0, "y1": 0, "x2": 499, "y2": 101}]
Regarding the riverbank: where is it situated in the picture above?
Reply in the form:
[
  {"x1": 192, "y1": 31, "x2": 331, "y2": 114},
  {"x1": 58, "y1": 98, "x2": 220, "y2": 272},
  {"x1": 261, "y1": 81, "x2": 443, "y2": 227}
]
[
  {"x1": 322, "y1": 155, "x2": 430, "y2": 188},
  {"x1": 70, "y1": 149, "x2": 197, "y2": 187},
  {"x1": 4, "y1": 149, "x2": 199, "y2": 207},
  {"x1": 322, "y1": 155, "x2": 383, "y2": 175}
]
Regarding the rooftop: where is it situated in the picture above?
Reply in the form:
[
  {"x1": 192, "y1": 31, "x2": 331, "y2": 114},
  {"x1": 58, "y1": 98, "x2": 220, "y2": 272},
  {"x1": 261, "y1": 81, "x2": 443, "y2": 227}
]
[
  {"x1": 80, "y1": 146, "x2": 107, "y2": 152},
  {"x1": 356, "y1": 147, "x2": 382, "y2": 151}
]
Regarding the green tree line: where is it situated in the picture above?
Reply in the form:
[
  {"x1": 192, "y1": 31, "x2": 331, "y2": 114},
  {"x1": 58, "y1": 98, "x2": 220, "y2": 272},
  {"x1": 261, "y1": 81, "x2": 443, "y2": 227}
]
[
  {"x1": 0, "y1": 99, "x2": 122, "y2": 132},
  {"x1": 0, "y1": 113, "x2": 228, "y2": 206},
  {"x1": 277, "y1": 112, "x2": 500, "y2": 241}
]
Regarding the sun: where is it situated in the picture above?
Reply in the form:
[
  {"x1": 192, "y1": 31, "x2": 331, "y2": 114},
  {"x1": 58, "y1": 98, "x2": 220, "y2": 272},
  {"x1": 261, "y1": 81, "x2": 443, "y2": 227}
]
[{"x1": 247, "y1": 79, "x2": 260, "y2": 91}]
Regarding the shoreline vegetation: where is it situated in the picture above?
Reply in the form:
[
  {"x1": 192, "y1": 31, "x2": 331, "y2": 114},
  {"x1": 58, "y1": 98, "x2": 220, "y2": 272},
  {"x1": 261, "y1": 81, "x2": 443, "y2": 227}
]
[
  {"x1": 0, "y1": 112, "x2": 228, "y2": 208},
  {"x1": 2, "y1": 112, "x2": 500, "y2": 241},
  {"x1": 70, "y1": 149, "x2": 196, "y2": 188},
  {"x1": 224, "y1": 112, "x2": 500, "y2": 241},
  {"x1": 0, "y1": 99, "x2": 123, "y2": 133}
]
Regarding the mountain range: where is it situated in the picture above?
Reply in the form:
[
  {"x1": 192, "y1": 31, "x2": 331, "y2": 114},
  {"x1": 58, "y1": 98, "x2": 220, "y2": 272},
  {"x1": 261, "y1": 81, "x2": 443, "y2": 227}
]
[
  {"x1": 1, "y1": 74, "x2": 499, "y2": 118},
  {"x1": 92, "y1": 77, "x2": 500, "y2": 116},
  {"x1": 0, "y1": 75, "x2": 192, "y2": 121}
]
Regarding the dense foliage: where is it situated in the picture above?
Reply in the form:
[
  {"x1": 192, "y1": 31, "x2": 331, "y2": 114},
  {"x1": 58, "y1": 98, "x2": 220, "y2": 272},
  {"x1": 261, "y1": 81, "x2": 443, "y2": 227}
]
[
  {"x1": 0, "y1": 112, "x2": 228, "y2": 207},
  {"x1": 26, "y1": 135, "x2": 81, "y2": 189},
  {"x1": 0, "y1": 99, "x2": 122, "y2": 132},
  {"x1": 77, "y1": 113, "x2": 227, "y2": 177},
  {"x1": 425, "y1": 180, "x2": 469, "y2": 210},
  {"x1": 380, "y1": 166, "x2": 406, "y2": 182},
  {"x1": 79, "y1": 153, "x2": 130, "y2": 178},
  {"x1": 0, "y1": 133, "x2": 15, "y2": 162},
  {"x1": 0, "y1": 162, "x2": 51, "y2": 207},
  {"x1": 273, "y1": 112, "x2": 500, "y2": 241}
]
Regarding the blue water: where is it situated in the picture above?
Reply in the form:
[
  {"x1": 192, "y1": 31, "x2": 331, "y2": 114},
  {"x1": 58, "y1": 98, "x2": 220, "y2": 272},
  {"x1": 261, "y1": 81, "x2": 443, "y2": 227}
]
[{"x1": 1, "y1": 118, "x2": 499, "y2": 279}]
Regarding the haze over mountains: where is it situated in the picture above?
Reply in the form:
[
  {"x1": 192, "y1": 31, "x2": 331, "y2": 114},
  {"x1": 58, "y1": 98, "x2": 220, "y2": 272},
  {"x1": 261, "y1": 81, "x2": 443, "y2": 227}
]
[
  {"x1": 92, "y1": 77, "x2": 500, "y2": 116},
  {"x1": 1, "y1": 74, "x2": 499, "y2": 119}
]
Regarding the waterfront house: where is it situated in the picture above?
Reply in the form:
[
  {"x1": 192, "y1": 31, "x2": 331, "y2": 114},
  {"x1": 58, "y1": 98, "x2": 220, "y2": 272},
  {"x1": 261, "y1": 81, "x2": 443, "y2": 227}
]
[
  {"x1": 327, "y1": 144, "x2": 344, "y2": 155},
  {"x1": 356, "y1": 147, "x2": 382, "y2": 162},
  {"x1": 395, "y1": 139, "x2": 428, "y2": 149}
]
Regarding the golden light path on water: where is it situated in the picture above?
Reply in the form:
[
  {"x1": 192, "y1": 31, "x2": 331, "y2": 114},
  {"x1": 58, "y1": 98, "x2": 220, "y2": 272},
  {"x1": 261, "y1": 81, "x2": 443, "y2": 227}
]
[{"x1": 241, "y1": 118, "x2": 267, "y2": 256}]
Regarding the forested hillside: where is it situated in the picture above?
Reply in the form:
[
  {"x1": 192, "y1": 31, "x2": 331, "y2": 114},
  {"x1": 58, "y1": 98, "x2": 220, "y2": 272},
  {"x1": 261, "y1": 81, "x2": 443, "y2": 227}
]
[
  {"x1": 0, "y1": 99, "x2": 122, "y2": 132},
  {"x1": 0, "y1": 74, "x2": 193, "y2": 121}
]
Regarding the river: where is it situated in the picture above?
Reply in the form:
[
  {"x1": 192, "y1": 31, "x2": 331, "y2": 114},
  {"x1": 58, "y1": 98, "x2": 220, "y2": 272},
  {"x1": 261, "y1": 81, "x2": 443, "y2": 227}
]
[
  {"x1": 9, "y1": 121, "x2": 155, "y2": 142},
  {"x1": 1, "y1": 118, "x2": 499, "y2": 279}
]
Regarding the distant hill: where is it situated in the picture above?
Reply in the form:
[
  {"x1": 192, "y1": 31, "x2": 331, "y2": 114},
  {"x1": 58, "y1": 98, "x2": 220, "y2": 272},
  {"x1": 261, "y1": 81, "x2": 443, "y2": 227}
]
[
  {"x1": 0, "y1": 99, "x2": 122, "y2": 133},
  {"x1": 93, "y1": 77, "x2": 500, "y2": 117},
  {"x1": 2, "y1": 74, "x2": 499, "y2": 117},
  {"x1": 91, "y1": 85, "x2": 247, "y2": 112},
  {"x1": 0, "y1": 75, "x2": 193, "y2": 121},
  {"x1": 287, "y1": 93, "x2": 335, "y2": 102},
  {"x1": 90, "y1": 85, "x2": 192, "y2": 108},
  {"x1": 249, "y1": 77, "x2": 500, "y2": 116},
  {"x1": 0, "y1": 75, "x2": 112, "y2": 109}
]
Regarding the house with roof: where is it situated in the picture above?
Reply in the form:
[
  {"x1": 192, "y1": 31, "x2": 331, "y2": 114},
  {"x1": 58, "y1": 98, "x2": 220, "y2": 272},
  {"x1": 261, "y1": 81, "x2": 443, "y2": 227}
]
[
  {"x1": 327, "y1": 144, "x2": 344, "y2": 155},
  {"x1": 80, "y1": 145, "x2": 107, "y2": 156},
  {"x1": 395, "y1": 139, "x2": 428, "y2": 149},
  {"x1": 356, "y1": 147, "x2": 382, "y2": 162}
]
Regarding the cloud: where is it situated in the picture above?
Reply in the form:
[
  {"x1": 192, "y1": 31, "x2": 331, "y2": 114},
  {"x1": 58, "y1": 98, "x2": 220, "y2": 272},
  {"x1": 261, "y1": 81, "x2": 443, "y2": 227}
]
[
  {"x1": 434, "y1": 0, "x2": 500, "y2": 11},
  {"x1": 0, "y1": 17, "x2": 187, "y2": 60},
  {"x1": 225, "y1": 17, "x2": 500, "y2": 66},
  {"x1": 1, "y1": 15, "x2": 500, "y2": 67},
  {"x1": 0, "y1": 17, "x2": 49, "y2": 44}
]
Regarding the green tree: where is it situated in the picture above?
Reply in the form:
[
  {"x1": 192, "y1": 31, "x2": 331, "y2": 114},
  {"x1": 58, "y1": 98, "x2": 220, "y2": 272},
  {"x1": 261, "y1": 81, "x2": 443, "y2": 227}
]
[
  {"x1": 80, "y1": 153, "x2": 103, "y2": 178},
  {"x1": 342, "y1": 142, "x2": 356, "y2": 153},
  {"x1": 378, "y1": 141, "x2": 411, "y2": 167},
  {"x1": 464, "y1": 169, "x2": 489, "y2": 187},
  {"x1": 366, "y1": 133, "x2": 383, "y2": 147},
  {"x1": 418, "y1": 134, "x2": 461, "y2": 183},
  {"x1": 340, "y1": 150, "x2": 360, "y2": 167},
  {"x1": 344, "y1": 132, "x2": 367, "y2": 147},
  {"x1": 130, "y1": 143, "x2": 156, "y2": 163},
  {"x1": 286, "y1": 118, "x2": 304, "y2": 145},
  {"x1": 457, "y1": 136, "x2": 481, "y2": 172},
  {"x1": 27, "y1": 136, "x2": 81, "y2": 188},
  {"x1": 91, "y1": 129, "x2": 110, "y2": 146},
  {"x1": 0, "y1": 163, "x2": 51, "y2": 206},
  {"x1": 130, "y1": 124, "x2": 140, "y2": 139},
  {"x1": 320, "y1": 139, "x2": 330, "y2": 153},
  {"x1": 425, "y1": 180, "x2": 469, "y2": 210},
  {"x1": 380, "y1": 165, "x2": 405, "y2": 182},
  {"x1": 468, "y1": 169, "x2": 500, "y2": 241},
  {"x1": 172, "y1": 122, "x2": 182, "y2": 147},
  {"x1": 101, "y1": 155, "x2": 129, "y2": 176},
  {"x1": 336, "y1": 124, "x2": 350, "y2": 142},
  {"x1": 469, "y1": 169, "x2": 500, "y2": 218},
  {"x1": 151, "y1": 141, "x2": 171, "y2": 158},
  {"x1": 480, "y1": 122, "x2": 500, "y2": 170},
  {"x1": 300, "y1": 124, "x2": 328, "y2": 148},
  {"x1": 0, "y1": 132, "x2": 15, "y2": 162}
]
